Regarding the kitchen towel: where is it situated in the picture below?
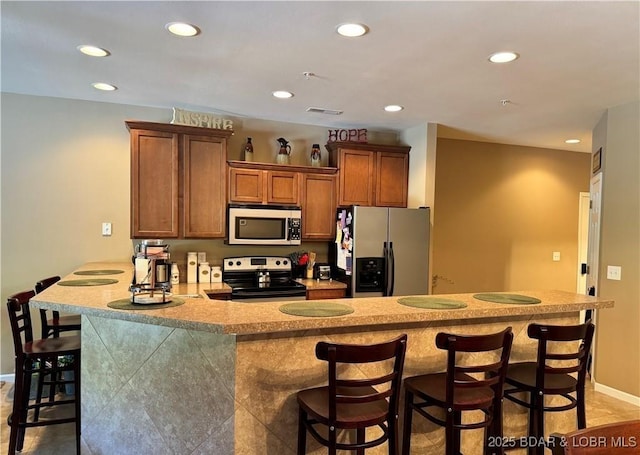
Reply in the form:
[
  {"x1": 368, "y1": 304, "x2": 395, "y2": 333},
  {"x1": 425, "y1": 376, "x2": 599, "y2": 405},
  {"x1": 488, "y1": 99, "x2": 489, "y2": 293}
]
[
  {"x1": 279, "y1": 302, "x2": 354, "y2": 317},
  {"x1": 397, "y1": 297, "x2": 467, "y2": 310},
  {"x1": 473, "y1": 293, "x2": 541, "y2": 304}
]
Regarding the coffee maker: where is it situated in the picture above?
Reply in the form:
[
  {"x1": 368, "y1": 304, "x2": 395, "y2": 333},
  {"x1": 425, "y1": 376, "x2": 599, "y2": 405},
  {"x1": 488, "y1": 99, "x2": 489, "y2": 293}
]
[{"x1": 131, "y1": 240, "x2": 172, "y2": 303}]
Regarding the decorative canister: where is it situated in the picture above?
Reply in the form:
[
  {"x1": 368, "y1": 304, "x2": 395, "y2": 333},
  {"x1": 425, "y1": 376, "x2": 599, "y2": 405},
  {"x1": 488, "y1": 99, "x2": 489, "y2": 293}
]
[
  {"x1": 276, "y1": 137, "x2": 291, "y2": 165},
  {"x1": 187, "y1": 252, "x2": 198, "y2": 284},
  {"x1": 243, "y1": 137, "x2": 254, "y2": 162},
  {"x1": 198, "y1": 262, "x2": 210, "y2": 284},
  {"x1": 310, "y1": 143, "x2": 321, "y2": 167}
]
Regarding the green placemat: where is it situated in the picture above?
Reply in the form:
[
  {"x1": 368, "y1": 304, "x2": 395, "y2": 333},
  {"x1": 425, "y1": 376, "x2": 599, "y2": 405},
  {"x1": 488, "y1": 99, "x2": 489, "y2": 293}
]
[
  {"x1": 74, "y1": 269, "x2": 125, "y2": 276},
  {"x1": 473, "y1": 293, "x2": 541, "y2": 305},
  {"x1": 58, "y1": 278, "x2": 119, "y2": 286},
  {"x1": 279, "y1": 302, "x2": 354, "y2": 317},
  {"x1": 107, "y1": 297, "x2": 185, "y2": 310},
  {"x1": 398, "y1": 297, "x2": 467, "y2": 310}
]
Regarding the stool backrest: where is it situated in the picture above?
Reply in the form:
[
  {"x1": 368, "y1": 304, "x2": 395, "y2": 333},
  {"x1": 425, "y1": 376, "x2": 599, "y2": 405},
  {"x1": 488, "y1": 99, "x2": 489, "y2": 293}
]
[
  {"x1": 6, "y1": 290, "x2": 37, "y2": 357},
  {"x1": 315, "y1": 334, "x2": 407, "y2": 425},
  {"x1": 436, "y1": 327, "x2": 514, "y2": 406},
  {"x1": 35, "y1": 275, "x2": 61, "y2": 294},
  {"x1": 527, "y1": 321, "x2": 595, "y2": 392}
]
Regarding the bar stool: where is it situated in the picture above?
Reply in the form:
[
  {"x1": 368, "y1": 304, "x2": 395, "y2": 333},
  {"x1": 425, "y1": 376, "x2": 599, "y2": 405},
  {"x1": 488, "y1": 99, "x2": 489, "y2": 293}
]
[
  {"x1": 36, "y1": 276, "x2": 81, "y2": 339},
  {"x1": 296, "y1": 334, "x2": 407, "y2": 455},
  {"x1": 6, "y1": 290, "x2": 81, "y2": 455},
  {"x1": 503, "y1": 321, "x2": 595, "y2": 455},
  {"x1": 402, "y1": 327, "x2": 514, "y2": 455}
]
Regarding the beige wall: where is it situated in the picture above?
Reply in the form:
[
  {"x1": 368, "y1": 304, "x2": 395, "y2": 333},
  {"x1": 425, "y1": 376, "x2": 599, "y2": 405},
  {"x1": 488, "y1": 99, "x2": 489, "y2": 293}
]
[
  {"x1": 0, "y1": 93, "x2": 398, "y2": 374},
  {"x1": 432, "y1": 139, "x2": 591, "y2": 294},
  {"x1": 593, "y1": 100, "x2": 640, "y2": 397}
]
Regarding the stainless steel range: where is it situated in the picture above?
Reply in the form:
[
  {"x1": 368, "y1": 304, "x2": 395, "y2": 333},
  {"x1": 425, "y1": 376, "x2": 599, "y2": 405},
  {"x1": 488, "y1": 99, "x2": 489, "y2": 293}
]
[{"x1": 223, "y1": 256, "x2": 307, "y2": 301}]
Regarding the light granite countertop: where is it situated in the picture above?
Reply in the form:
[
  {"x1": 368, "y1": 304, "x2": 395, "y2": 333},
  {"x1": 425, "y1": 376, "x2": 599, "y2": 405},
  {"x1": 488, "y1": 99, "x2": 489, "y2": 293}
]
[{"x1": 29, "y1": 261, "x2": 614, "y2": 335}]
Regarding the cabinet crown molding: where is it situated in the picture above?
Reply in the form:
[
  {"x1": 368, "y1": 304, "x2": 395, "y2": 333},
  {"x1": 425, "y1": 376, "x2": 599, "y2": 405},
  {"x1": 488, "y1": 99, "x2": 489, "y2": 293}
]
[
  {"x1": 227, "y1": 160, "x2": 338, "y2": 174},
  {"x1": 325, "y1": 141, "x2": 411, "y2": 154},
  {"x1": 126, "y1": 120, "x2": 234, "y2": 138}
]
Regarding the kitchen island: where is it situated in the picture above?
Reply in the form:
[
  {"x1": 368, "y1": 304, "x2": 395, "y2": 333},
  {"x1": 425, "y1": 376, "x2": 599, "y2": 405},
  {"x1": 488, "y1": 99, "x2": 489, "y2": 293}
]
[{"x1": 30, "y1": 262, "x2": 613, "y2": 455}]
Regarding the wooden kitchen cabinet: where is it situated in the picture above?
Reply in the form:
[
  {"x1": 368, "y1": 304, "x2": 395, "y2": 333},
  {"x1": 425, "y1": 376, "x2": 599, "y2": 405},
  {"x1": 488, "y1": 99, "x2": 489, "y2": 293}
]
[
  {"x1": 306, "y1": 288, "x2": 346, "y2": 300},
  {"x1": 228, "y1": 162, "x2": 299, "y2": 205},
  {"x1": 128, "y1": 121, "x2": 232, "y2": 239},
  {"x1": 301, "y1": 173, "x2": 337, "y2": 240},
  {"x1": 326, "y1": 142, "x2": 410, "y2": 208},
  {"x1": 228, "y1": 161, "x2": 338, "y2": 240}
]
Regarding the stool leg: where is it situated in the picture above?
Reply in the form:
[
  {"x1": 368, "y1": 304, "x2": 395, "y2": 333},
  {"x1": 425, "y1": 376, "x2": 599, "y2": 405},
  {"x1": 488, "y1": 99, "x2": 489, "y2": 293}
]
[
  {"x1": 16, "y1": 363, "x2": 33, "y2": 452},
  {"x1": 576, "y1": 388, "x2": 587, "y2": 429},
  {"x1": 388, "y1": 412, "x2": 399, "y2": 455},
  {"x1": 534, "y1": 393, "x2": 545, "y2": 455},
  {"x1": 401, "y1": 389, "x2": 414, "y2": 455},
  {"x1": 357, "y1": 427, "x2": 365, "y2": 455},
  {"x1": 296, "y1": 407, "x2": 306, "y2": 455},
  {"x1": 452, "y1": 410, "x2": 462, "y2": 455},
  {"x1": 8, "y1": 363, "x2": 26, "y2": 455}
]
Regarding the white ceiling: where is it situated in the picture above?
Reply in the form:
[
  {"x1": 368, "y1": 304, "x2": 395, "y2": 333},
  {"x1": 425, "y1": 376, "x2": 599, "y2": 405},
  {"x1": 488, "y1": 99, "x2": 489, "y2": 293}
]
[{"x1": 2, "y1": 1, "x2": 639, "y2": 153}]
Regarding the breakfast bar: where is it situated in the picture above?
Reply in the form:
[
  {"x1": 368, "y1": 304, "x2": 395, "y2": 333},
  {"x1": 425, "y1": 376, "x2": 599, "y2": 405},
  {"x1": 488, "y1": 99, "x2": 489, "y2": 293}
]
[{"x1": 30, "y1": 262, "x2": 614, "y2": 455}]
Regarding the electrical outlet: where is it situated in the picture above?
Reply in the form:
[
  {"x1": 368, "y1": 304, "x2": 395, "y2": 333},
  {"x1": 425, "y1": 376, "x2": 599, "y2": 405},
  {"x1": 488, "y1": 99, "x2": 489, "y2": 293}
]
[
  {"x1": 552, "y1": 251, "x2": 561, "y2": 261},
  {"x1": 606, "y1": 265, "x2": 622, "y2": 281},
  {"x1": 102, "y1": 222, "x2": 112, "y2": 236}
]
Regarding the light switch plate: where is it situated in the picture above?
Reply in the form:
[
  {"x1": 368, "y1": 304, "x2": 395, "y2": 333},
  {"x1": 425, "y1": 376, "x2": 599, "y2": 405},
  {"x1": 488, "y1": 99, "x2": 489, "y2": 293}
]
[
  {"x1": 552, "y1": 252, "x2": 561, "y2": 261},
  {"x1": 606, "y1": 265, "x2": 622, "y2": 281},
  {"x1": 102, "y1": 222, "x2": 112, "y2": 236}
]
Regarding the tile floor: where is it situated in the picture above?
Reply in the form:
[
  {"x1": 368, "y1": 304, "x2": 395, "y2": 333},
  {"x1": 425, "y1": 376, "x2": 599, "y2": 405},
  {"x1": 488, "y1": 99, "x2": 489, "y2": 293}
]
[{"x1": 1, "y1": 379, "x2": 639, "y2": 454}]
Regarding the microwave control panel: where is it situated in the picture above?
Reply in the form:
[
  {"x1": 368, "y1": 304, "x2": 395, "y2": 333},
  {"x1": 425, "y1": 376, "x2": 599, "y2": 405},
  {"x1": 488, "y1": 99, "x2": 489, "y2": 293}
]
[{"x1": 288, "y1": 218, "x2": 301, "y2": 240}]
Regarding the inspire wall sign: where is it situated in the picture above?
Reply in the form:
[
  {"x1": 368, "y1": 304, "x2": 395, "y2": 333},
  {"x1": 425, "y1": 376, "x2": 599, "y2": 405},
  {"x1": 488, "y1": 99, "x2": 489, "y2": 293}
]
[{"x1": 171, "y1": 108, "x2": 234, "y2": 130}]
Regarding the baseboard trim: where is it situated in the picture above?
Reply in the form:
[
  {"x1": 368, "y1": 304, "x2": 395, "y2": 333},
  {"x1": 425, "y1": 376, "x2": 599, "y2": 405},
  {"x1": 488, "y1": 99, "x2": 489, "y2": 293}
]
[
  {"x1": 594, "y1": 381, "x2": 640, "y2": 406},
  {"x1": 0, "y1": 373, "x2": 15, "y2": 383}
]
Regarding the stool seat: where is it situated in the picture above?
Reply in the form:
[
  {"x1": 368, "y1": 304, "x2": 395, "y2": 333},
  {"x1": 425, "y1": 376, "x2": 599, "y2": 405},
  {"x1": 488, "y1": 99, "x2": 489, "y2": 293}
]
[
  {"x1": 298, "y1": 385, "x2": 389, "y2": 428},
  {"x1": 506, "y1": 362, "x2": 578, "y2": 393},
  {"x1": 404, "y1": 372, "x2": 496, "y2": 411},
  {"x1": 24, "y1": 335, "x2": 81, "y2": 356}
]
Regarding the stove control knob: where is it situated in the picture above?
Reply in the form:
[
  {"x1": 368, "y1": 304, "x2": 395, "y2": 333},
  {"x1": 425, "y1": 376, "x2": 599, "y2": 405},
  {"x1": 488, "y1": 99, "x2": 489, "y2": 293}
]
[
  {"x1": 236, "y1": 261, "x2": 241, "y2": 266},
  {"x1": 228, "y1": 261, "x2": 233, "y2": 267},
  {"x1": 276, "y1": 260, "x2": 281, "y2": 265},
  {"x1": 283, "y1": 260, "x2": 288, "y2": 265}
]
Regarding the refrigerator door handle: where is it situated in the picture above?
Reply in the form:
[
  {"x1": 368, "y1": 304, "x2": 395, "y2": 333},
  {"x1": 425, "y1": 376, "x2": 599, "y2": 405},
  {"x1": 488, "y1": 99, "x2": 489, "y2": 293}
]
[
  {"x1": 382, "y1": 241, "x2": 389, "y2": 296},
  {"x1": 388, "y1": 241, "x2": 395, "y2": 296}
]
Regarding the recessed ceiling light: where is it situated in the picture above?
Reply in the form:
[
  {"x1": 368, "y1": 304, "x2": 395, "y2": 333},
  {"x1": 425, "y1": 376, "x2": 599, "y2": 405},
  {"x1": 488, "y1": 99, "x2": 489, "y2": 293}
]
[
  {"x1": 336, "y1": 23, "x2": 369, "y2": 37},
  {"x1": 565, "y1": 139, "x2": 581, "y2": 144},
  {"x1": 272, "y1": 90, "x2": 294, "y2": 99},
  {"x1": 77, "y1": 45, "x2": 110, "y2": 57},
  {"x1": 166, "y1": 22, "x2": 200, "y2": 37},
  {"x1": 384, "y1": 105, "x2": 404, "y2": 112},
  {"x1": 92, "y1": 82, "x2": 117, "y2": 91},
  {"x1": 489, "y1": 51, "x2": 520, "y2": 63}
]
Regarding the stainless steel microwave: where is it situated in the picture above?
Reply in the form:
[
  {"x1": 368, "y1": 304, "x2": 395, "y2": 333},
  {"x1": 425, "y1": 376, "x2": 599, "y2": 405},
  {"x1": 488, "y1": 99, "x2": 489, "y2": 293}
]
[{"x1": 227, "y1": 205, "x2": 302, "y2": 245}]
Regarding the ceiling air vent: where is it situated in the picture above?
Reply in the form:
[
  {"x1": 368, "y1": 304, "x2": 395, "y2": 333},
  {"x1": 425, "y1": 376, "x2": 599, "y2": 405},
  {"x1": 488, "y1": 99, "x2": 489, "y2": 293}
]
[{"x1": 306, "y1": 107, "x2": 343, "y2": 115}]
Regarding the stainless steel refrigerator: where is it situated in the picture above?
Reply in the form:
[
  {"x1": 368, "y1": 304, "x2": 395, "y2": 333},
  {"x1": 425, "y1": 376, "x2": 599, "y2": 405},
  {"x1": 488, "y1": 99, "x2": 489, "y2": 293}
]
[{"x1": 332, "y1": 206, "x2": 430, "y2": 297}]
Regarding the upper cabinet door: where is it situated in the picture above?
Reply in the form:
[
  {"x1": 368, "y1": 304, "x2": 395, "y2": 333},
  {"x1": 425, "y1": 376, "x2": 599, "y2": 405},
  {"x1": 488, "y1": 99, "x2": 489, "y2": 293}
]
[
  {"x1": 267, "y1": 171, "x2": 299, "y2": 205},
  {"x1": 301, "y1": 173, "x2": 337, "y2": 240},
  {"x1": 183, "y1": 134, "x2": 227, "y2": 238},
  {"x1": 337, "y1": 149, "x2": 375, "y2": 206},
  {"x1": 130, "y1": 128, "x2": 179, "y2": 238},
  {"x1": 375, "y1": 151, "x2": 409, "y2": 207},
  {"x1": 228, "y1": 168, "x2": 264, "y2": 203}
]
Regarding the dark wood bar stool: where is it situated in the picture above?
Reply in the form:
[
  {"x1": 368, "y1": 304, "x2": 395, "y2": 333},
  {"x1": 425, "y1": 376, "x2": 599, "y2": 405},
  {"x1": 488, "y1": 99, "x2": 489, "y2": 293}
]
[
  {"x1": 503, "y1": 321, "x2": 595, "y2": 455},
  {"x1": 35, "y1": 276, "x2": 81, "y2": 339},
  {"x1": 6, "y1": 290, "x2": 81, "y2": 455},
  {"x1": 296, "y1": 334, "x2": 407, "y2": 455},
  {"x1": 402, "y1": 327, "x2": 514, "y2": 455}
]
